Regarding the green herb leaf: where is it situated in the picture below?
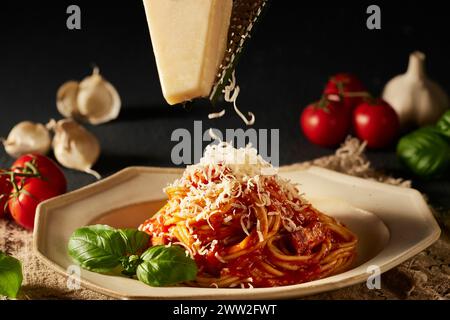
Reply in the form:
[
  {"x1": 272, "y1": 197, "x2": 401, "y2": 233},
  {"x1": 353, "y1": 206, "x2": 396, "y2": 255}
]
[
  {"x1": 0, "y1": 251, "x2": 23, "y2": 298},
  {"x1": 118, "y1": 229, "x2": 150, "y2": 256},
  {"x1": 397, "y1": 127, "x2": 450, "y2": 178},
  {"x1": 136, "y1": 245, "x2": 197, "y2": 287},
  {"x1": 68, "y1": 225, "x2": 126, "y2": 273},
  {"x1": 436, "y1": 110, "x2": 450, "y2": 139}
]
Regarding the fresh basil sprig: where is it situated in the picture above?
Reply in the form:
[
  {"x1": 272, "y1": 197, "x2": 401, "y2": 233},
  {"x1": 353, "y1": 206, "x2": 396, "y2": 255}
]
[
  {"x1": 0, "y1": 251, "x2": 23, "y2": 298},
  {"x1": 68, "y1": 225, "x2": 197, "y2": 286}
]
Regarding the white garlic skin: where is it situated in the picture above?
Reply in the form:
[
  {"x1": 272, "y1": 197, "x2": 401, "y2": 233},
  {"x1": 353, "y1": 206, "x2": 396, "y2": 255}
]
[
  {"x1": 382, "y1": 51, "x2": 449, "y2": 128},
  {"x1": 52, "y1": 119, "x2": 101, "y2": 179},
  {"x1": 2, "y1": 121, "x2": 51, "y2": 158}
]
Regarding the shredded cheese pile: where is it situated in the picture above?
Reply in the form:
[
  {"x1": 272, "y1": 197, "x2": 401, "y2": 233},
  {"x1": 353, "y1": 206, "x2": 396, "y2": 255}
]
[{"x1": 152, "y1": 142, "x2": 310, "y2": 257}]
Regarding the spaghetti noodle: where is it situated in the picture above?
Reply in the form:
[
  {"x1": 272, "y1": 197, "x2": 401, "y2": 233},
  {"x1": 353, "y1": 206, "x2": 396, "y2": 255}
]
[{"x1": 139, "y1": 143, "x2": 357, "y2": 288}]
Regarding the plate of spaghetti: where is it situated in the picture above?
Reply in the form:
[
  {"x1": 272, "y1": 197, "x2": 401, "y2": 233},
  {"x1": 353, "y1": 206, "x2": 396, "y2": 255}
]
[
  {"x1": 34, "y1": 143, "x2": 440, "y2": 299},
  {"x1": 139, "y1": 143, "x2": 358, "y2": 288}
]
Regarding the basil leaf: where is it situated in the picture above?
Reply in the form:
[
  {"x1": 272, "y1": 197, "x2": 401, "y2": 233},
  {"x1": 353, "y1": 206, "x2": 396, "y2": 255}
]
[
  {"x1": 436, "y1": 110, "x2": 450, "y2": 139},
  {"x1": 68, "y1": 225, "x2": 126, "y2": 273},
  {"x1": 0, "y1": 251, "x2": 23, "y2": 298},
  {"x1": 118, "y1": 229, "x2": 150, "y2": 255},
  {"x1": 136, "y1": 246, "x2": 197, "y2": 286},
  {"x1": 397, "y1": 127, "x2": 450, "y2": 178}
]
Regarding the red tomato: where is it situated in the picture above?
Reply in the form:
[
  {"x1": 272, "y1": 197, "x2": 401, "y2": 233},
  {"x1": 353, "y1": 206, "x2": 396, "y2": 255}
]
[
  {"x1": 300, "y1": 100, "x2": 351, "y2": 147},
  {"x1": 8, "y1": 154, "x2": 67, "y2": 230},
  {"x1": 12, "y1": 154, "x2": 67, "y2": 194},
  {"x1": 8, "y1": 178, "x2": 62, "y2": 230},
  {"x1": 353, "y1": 99, "x2": 400, "y2": 149},
  {"x1": 0, "y1": 172, "x2": 12, "y2": 219},
  {"x1": 324, "y1": 73, "x2": 367, "y2": 113}
]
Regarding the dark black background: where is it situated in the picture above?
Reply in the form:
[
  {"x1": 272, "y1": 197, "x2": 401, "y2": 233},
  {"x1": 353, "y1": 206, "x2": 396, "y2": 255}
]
[{"x1": 0, "y1": 1, "x2": 449, "y2": 209}]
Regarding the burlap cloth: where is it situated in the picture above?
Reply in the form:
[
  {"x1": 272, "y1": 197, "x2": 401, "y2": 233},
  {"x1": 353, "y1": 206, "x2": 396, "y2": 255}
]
[{"x1": 1, "y1": 138, "x2": 449, "y2": 300}]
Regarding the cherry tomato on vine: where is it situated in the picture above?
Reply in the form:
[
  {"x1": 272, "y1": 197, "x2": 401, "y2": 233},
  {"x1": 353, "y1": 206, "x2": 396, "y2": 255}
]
[
  {"x1": 8, "y1": 154, "x2": 67, "y2": 230},
  {"x1": 353, "y1": 99, "x2": 400, "y2": 149},
  {"x1": 324, "y1": 73, "x2": 367, "y2": 113},
  {"x1": 12, "y1": 154, "x2": 67, "y2": 194},
  {"x1": 300, "y1": 99, "x2": 351, "y2": 147}
]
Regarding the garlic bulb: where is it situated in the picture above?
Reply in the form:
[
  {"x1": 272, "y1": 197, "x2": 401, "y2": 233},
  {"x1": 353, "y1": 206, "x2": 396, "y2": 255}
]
[
  {"x1": 2, "y1": 121, "x2": 51, "y2": 158},
  {"x1": 382, "y1": 51, "x2": 449, "y2": 128},
  {"x1": 56, "y1": 67, "x2": 121, "y2": 125},
  {"x1": 50, "y1": 119, "x2": 101, "y2": 179}
]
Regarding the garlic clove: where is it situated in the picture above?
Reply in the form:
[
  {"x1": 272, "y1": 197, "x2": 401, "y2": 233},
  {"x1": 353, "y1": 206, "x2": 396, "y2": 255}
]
[
  {"x1": 51, "y1": 119, "x2": 101, "y2": 179},
  {"x1": 76, "y1": 67, "x2": 121, "y2": 125},
  {"x1": 2, "y1": 121, "x2": 51, "y2": 158},
  {"x1": 56, "y1": 81, "x2": 80, "y2": 119},
  {"x1": 382, "y1": 51, "x2": 449, "y2": 128}
]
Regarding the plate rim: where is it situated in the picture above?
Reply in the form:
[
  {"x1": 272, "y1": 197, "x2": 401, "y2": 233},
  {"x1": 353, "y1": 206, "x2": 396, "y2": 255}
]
[{"x1": 33, "y1": 166, "x2": 441, "y2": 299}]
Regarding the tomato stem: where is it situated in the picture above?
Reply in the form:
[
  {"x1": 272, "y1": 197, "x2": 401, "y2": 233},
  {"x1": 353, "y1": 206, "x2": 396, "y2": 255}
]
[
  {"x1": 25, "y1": 162, "x2": 39, "y2": 175},
  {"x1": 328, "y1": 79, "x2": 372, "y2": 100},
  {"x1": 10, "y1": 172, "x2": 18, "y2": 193},
  {"x1": 342, "y1": 91, "x2": 371, "y2": 98},
  {"x1": 0, "y1": 160, "x2": 43, "y2": 201},
  {"x1": 316, "y1": 95, "x2": 329, "y2": 110},
  {"x1": 0, "y1": 171, "x2": 40, "y2": 178}
]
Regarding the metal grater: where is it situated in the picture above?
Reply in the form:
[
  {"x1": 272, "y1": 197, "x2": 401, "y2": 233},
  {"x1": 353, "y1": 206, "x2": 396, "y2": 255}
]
[{"x1": 210, "y1": 0, "x2": 269, "y2": 103}]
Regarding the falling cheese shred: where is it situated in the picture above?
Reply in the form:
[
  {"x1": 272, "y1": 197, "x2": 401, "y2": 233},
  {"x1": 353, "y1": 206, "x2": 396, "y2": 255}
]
[
  {"x1": 222, "y1": 71, "x2": 255, "y2": 126},
  {"x1": 208, "y1": 109, "x2": 226, "y2": 119}
]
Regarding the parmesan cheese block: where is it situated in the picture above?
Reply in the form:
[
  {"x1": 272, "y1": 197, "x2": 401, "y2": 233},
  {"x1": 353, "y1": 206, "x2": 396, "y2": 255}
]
[{"x1": 143, "y1": 0, "x2": 232, "y2": 105}]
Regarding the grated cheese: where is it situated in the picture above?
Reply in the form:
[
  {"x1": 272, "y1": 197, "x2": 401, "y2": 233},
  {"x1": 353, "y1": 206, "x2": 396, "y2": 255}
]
[
  {"x1": 240, "y1": 215, "x2": 250, "y2": 236},
  {"x1": 222, "y1": 71, "x2": 255, "y2": 126},
  {"x1": 215, "y1": 252, "x2": 227, "y2": 263},
  {"x1": 208, "y1": 109, "x2": 226, "y2": 119},
  {"x1": 156, "y1": 142, "x2": 311, "y2": 254},
  {"x1": 256, "y1": 220, "x2": 264, "y2": 242}
]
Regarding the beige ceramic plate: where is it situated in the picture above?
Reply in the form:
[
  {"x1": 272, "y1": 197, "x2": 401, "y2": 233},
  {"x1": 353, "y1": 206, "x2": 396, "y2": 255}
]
[{"x1": 33, "y1": 166, "x2": 440, "y2": 299}]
